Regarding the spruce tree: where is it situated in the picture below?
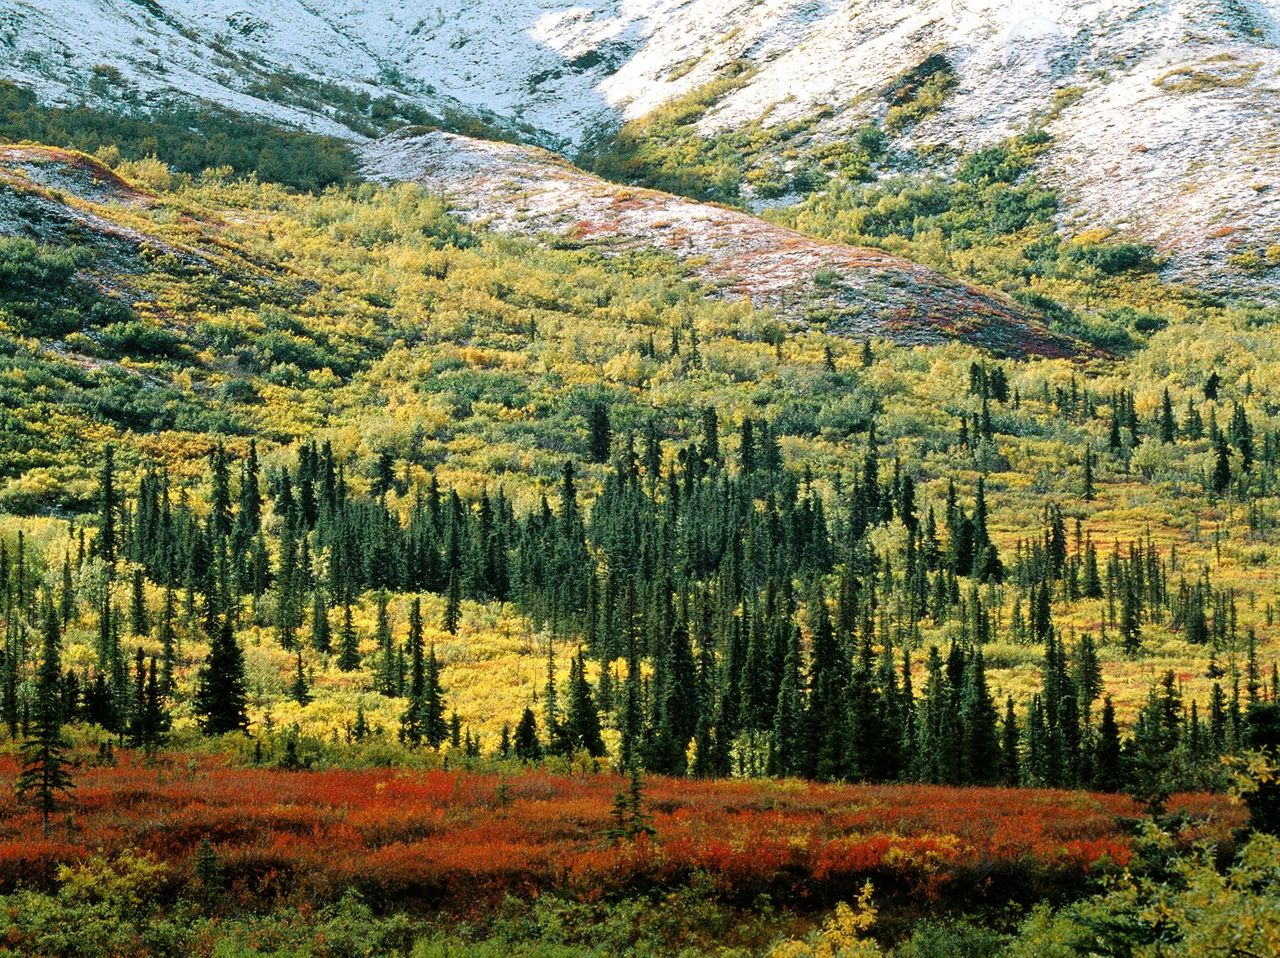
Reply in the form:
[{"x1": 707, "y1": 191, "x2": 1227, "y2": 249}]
[
  {"x1": 620, "y1": 632, "x2": 643, "y2": 770},
  {"x1": 336, "y1": 600, "x2": 361, "y2": 672},
  {"x1": 513, "y1": 706, "x2": 542, "y2": 761},
  {"x1": 193, "y1": 618, "x2": 249, "y2": 736},
  {"x1": 237, "y1": 439, "x2": 263, "y2": 535},
  {"x1": 768, "y1": 627, "x2": 804, "y2": 778},
  {"x1": 310, "y1": 589, "x2": 331, "y2": 654},
  {"x1": 159, "y1": 584, "x2": 177, "y2": 694},
  {"x1": 1093, "y1": 695, "x2": 1123, "y2": 792},
  {"x1": 564, "y1": 649, "x2": 606, "y2": 757},
  {"x1": 1212, "y1": 435, "x2": 1232, "y2": 495},
  {"x1": 130, "y1": 568, "x2": 148, "y2": 636},
  {"x1": 424, "y1": 643, "x2": 448, "y2": 747},
  {"x1": 1157, "y1": 389, "x2": 1175, "y2": 443},
  {"x1": 290, "y1": 650, "x2": 311, "y2": 706},
  {"x1": 141, "y1": 655, "x2": 170, "y2": 753},
  {"x1": 915, "y1": 646, "x2": 960, "y2": 784},
  {"x1": 1128, "y1": 672, "x2": 1182, "y2": 815},
  {"x1": 17, "y1": 599, "x2": 75, "y2": 832},
  {"x1": 128, "y1": 646, "x2": 147, "y2": 747},
  {"x1": 543, "y1": 643, "x2": 566, "y2": 755},
  {"x1": 1242, "y1": 702, "x2": 1280, "y2": 834},
  {"x1": 97, "y1": 444, "x2": 118, "y2": 569},
  {"x1": 373, "y1": 590, "x2": 396, "y2": 696},
  {"x1": 1119, "y1": 578, "x2": 1143, "y2": 655},
  {"x1": 443, "y1": 571, "x2": 461, "y2": 635},
  {"x1": 587, "y1": 403, "x2": 612, "y2": 464},
  {"x1": 959, "y1": 650, "x2": 999, "y2": 785},
  {"x1": 60, "y1": 551, "x2": 76, "y2": 627},
  {"x1": 402, "y1": 597, "x2": 426, "y2": 745},
  {"x1": 1000, "y1": 696, "x2": 1020, "y2": 786}
]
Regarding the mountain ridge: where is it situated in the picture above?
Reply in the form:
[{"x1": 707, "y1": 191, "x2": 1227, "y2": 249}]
[{"x1": 4, "y1": 0, "x2": 1278, "y2": 298}]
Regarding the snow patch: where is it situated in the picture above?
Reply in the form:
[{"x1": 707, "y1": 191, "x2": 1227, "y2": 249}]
[{"x1": 3, "y1": 0, "x2": 1277, "y2": 293}]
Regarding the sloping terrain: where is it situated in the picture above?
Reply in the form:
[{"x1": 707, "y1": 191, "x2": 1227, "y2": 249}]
[
  {"x1": 361, "y1": 130, "x2": 1085, "y2": 357},
  {"x1": 0, "y1": 138, "x2": 1083, "y2": 358},
  {"x1": 0, "y1": 145, "x2": 271, "y2": 301},
  {"x1": 0, "y1": 145, "x2": 158, "y2": 256},
  {"x1": 4, "y1": 0, "x2": 1278, "y2": 296}
]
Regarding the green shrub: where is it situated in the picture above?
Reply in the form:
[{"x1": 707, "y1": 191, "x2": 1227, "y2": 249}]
[{"x1": 0, "y1": 81, "x2": 356, "y2": 191}]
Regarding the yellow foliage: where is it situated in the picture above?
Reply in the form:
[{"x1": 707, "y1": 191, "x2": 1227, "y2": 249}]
[{"x1": 768, "y1": 882, "x2": 883, "y2": 958}]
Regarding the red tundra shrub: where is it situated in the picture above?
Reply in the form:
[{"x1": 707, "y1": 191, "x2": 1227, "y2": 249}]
[{"x1": 0, "y1": 753, "x2": 1242, "y2": 910}]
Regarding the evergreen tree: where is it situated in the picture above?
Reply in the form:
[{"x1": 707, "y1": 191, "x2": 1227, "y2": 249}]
[
  {"x1": 423, "y1": 643, "x2": 448, "y2": 747},
  {"x1": 373, "y1": 590, "x2": 397, "y2": 696},
  {"x1": 564, "y1": 649, "x2": 606, "y2": 757},
  {"x1": 587, "y1": 403, "x2": 612, "y2": 464},
  {"x1": 1093, "y1": 695, "x2": 1123, "y2": 792},
  {"x1": 129, "y1": 646, "x2": 148, "y2": 747},
  {"x1": 959, "y1": 649, "x2": 999, "y2": 785},
  {"x1": 159, "y1": 584, "x2": 177, "y2": 694},
  {"x1": 543, "y1": 643, "x2": 565, "y2": 755},
  {"x1": 60, "y1": 551, "x2": 76, "y2": 627},
  {"x1": 1212, "y1": 435, "x2": 1232, "y2": 495},
  {"x1": 1120, "y1": 578, "x2": 1143, "y2": 655},
  {"x1": 310, "y1": 589, "x2": 331, "y2": 654},
  {"x1": 290, "y1": 650, "x2": 311, "y2": 706},
  {"x1": 443, "y1": 571, "x2": 461, "y2": 635},
  {"x1": 1242, "y1": 702, "x2": 1280, "y2": 834},
  {"x1": 1082, "y1": 539, "x2": 1102, "y2": 599},
  {"x1": 1128, "y1": 672, "x2": 1182, "y2": 815},
  {"x1": 17, "y1": 599, "x2": 75, "y2": 832},
  {"x1": 513, "y1": 706, "x2": 542, "y2": 761},
  {"x1": 401, "y1": 597, "x2": 426, "y2": 745},
  {"x1": 97, "y1": 444, "x2": 118, "y2": 569},
  {"x1": 915, "y1": 646, "x2": 960, "y2": 784},
  {"x1": 620, "y1": 631, "x2": 643, "y2": 770},
  {"x1": 142, "y1": 655, "x2": 170, "y2": 752},
  {"x1": 130, "y1": 568, "x2": 148, "y2": 636},
  {"x1": 336, "y1": 600, "x2": 360, "y2": 672},
  {"x1": 1000, "y1": 696, "x2": 1020, "y2": 786},
  {"x1": 237, "y1": 439, "x2": 263, "y2": 535},
  {"x1": 129, "y1": 650, "x2": 170, "y2": 755},
  {"x1": 768, "y1": 627, "x2": 804, "y2": 778},
  {"x1": 606, "y1": 765, "x2": 655, "y2": 841},
  {"x1": 193, "y1": 618, "x2": 249, "y2": 736},
  {"x1": 1159, "y1": 388, "x2": 1176, "y2": 443}
]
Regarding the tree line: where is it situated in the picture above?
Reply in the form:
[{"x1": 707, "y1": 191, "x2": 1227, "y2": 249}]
[{"x1": 6, "y1": 396, "x2": 1280, "y2": 822}]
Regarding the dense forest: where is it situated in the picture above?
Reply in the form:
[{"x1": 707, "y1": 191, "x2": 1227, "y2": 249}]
[{"x1": 13, "y1": 400, "x2": 1276, "y2": 808}]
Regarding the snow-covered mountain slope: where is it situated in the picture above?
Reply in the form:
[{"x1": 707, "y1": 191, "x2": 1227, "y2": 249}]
[
  {"x1": 4, "y1": 0, "x2": 1278, "y2": 295},
  {"x1": 360, "y1": 130, "x2": 1087, "y2": 358},
  {"x1": 1, "y1": 0, "x2": 630, "y2": 144}
]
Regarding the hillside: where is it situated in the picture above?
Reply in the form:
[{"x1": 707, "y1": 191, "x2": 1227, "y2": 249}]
[
  {"x1": 361, "y1": 130, "x2": 1084, "y2": 358},
  {"x1": 5, "y1": 0, "x2": 1279, "y2": 296},
  {"x1": 1, "y1": 8, "x2": 1280, "y2": 956},
  {"x1": 0, "y1": 139, "x2": 1276, "y2": 738}
]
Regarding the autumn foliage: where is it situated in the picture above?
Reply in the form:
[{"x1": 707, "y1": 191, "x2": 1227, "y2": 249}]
[{"x1": 0, "y1": 753, "x2": 1240, "y2": 914}]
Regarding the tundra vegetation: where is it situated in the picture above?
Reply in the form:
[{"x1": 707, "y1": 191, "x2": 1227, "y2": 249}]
[{"x1": 0, "y1": 84, "x2": 1277, "y2": 955}]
